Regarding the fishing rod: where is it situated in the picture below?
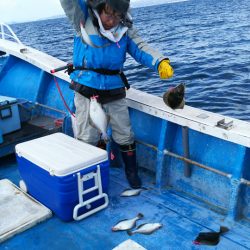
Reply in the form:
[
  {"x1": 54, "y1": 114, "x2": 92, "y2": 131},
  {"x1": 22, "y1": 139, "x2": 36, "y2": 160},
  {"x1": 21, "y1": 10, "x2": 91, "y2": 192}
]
[
  {"x1": 50, "y1": 63, "x2": 73, "y2": 74},
  {"x1": 51, "y1": 65, "x2": 185, "y2": 110}
]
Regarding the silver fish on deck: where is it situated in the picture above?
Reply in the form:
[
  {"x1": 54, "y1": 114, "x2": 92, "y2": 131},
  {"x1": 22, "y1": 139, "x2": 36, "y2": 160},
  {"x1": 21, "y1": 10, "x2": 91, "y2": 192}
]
[
  {"x1": 89, "y1": 96, "x2": 108, "y2": 141},
  {"x1": 112, "y1": 213, "x2": 144, "y2": 232},
  {"x1": 80, "y1": 22, "x2": 109, "y2": 48},
  {"x1": 120, "y1": 188, "x2": 147, "y2": 197},
  {"x1": 127, "y1": 223, "x2": 163, "y2": 236}
]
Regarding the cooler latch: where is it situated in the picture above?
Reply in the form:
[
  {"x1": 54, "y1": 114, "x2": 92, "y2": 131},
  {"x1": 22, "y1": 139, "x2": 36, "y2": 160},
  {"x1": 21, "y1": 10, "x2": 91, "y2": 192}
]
[{"x1": 73, "y1": 165, "x2": 109, "y2": 220}]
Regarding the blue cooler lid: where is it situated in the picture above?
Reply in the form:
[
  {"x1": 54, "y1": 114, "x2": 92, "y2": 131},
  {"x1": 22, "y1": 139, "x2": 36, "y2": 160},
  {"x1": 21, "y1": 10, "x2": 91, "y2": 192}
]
[{"x1": 15, "y1": 133, "x2": 108, "y2": 176}]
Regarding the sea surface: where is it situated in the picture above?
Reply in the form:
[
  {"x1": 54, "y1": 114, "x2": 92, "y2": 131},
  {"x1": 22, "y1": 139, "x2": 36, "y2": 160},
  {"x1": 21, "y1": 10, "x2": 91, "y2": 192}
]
[{"x1": 9, "y1": 0, "x2": 250, "y2": 121}]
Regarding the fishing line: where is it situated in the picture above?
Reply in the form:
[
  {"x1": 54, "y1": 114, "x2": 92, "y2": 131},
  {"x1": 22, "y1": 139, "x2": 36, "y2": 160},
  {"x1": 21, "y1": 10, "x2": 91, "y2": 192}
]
[{"x1": 53, "y1": 76, "x2": 75, "y2": 117}]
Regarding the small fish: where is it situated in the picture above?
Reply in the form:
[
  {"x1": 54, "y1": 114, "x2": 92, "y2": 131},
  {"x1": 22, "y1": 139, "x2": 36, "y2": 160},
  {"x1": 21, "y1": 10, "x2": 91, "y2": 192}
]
[
  {"x1": 112, "y1": 213, "x2": 144, "y2": 232},
  {"x1": 80, "y1": 22, "x2": 109, "y2": 48},
  {"x1": 163, "y1": 83, "x2": 185, "y2": 109},
  {"x1": 120, "y1": 188, "x2": 147, "y2": 197},
  {"x1": 127, "y1": 223, "x2": 163, "y2": 236},
  {"x1": 89, "y1": 96, "x2": 109, "y2": 141},
  {"x1": 193, "y1": 226, "x2": 229, "y2": 246}
]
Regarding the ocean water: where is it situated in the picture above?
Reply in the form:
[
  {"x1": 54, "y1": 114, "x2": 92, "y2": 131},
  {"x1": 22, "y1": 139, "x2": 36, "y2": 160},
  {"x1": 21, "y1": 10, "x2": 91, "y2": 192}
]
[{"x1": 10, "y1": 0, "x2": 250, "y2": 121}]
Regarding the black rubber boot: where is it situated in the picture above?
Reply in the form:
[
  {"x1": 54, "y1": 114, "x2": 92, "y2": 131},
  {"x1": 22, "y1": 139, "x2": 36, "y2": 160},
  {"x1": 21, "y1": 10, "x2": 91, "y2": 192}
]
[
  {"x1": 120, "y1": 143, "x2": 141, "y2": 189},
  {"x1": 108, "y1": 139, "x2": 122, "y2": 168}
]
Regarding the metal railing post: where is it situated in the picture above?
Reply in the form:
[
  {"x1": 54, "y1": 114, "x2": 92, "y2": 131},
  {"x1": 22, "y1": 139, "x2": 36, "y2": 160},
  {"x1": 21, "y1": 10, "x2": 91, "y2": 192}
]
[
  {"x1": 155, "y1": 120, "x2": 168, "y2": 189},
  {"x1": 0, "y1": 22, "x2": 23, "y2": 44},
  {"x1": 182, "y1": 126, "x2": 191, "y2": 177}
]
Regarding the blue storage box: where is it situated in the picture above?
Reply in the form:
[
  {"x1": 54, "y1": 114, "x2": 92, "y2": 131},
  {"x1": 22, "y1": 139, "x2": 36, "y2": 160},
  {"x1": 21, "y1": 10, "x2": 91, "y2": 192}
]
[
  {"x1": 0, "y1": 95, "x2": 21, "y2": 135},
  {"x1": 15, "y1": 133, "x2": 109, "y2": 222}
]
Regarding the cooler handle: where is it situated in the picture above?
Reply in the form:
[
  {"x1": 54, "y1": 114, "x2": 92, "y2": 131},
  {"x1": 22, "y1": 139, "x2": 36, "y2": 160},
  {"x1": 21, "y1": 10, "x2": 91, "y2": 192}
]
[
  {"x1": 73, "y1": 193, "x2": 109, "y2": 221},
  {"x1": 73, "y1": 165, "x2": 109, "y2": 220}
]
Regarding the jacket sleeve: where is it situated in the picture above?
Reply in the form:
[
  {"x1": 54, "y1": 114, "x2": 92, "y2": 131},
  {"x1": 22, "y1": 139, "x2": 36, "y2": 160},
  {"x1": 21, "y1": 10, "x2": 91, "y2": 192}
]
[
  {"x1": 60, "y1": 0, "x2": 88, "y2": 33},
  {"x1": 127, "y1": 27, "x2": 167, "y2": 72}
]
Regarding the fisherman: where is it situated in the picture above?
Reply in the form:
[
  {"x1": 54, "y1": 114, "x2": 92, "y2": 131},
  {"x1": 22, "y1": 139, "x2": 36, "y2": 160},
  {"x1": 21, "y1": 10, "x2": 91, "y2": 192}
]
[{"x1": 59, "y1": 0, "x2": 174, "y2": 189}]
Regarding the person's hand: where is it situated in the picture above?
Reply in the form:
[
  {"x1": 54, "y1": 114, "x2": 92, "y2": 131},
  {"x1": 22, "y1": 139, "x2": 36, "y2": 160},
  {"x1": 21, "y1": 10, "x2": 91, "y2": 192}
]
[{"x1": 158, "y1": 59, "x2": 174, "y2": 79}]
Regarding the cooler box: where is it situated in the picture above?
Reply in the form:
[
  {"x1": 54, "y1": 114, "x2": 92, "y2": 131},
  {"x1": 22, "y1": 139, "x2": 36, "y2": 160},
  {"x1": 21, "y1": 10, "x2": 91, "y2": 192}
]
[
  {"x1": 15, "y1": 133, "x2": 109, "y2": 222},
  {"x1": 0, "y1": 95, "x2": 21, "y2": 135}
]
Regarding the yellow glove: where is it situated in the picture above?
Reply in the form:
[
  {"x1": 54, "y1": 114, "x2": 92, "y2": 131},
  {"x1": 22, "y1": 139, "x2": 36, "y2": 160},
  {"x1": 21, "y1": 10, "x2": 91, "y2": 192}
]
[{"x1": 158, "y1": 59, "x2": 174, "y2": 79}]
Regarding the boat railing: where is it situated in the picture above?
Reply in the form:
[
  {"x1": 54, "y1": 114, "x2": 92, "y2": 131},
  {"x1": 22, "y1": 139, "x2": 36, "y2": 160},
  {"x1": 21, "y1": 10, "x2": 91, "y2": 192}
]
[{"x1": 0, "y1": 22, "x2": 23, "y2": 45}]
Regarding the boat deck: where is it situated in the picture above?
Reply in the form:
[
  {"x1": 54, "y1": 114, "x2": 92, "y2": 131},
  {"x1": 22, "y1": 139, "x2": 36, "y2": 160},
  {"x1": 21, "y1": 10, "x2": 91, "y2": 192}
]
[{"x1": 0, "y1": 156, "x2": 250, "y2": 250}]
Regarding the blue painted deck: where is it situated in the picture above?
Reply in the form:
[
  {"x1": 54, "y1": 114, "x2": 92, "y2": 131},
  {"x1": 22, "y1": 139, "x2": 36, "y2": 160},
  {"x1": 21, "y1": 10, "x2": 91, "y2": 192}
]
[{"x1": 1, "y1": 155, "x2": 250, "y2": 250}]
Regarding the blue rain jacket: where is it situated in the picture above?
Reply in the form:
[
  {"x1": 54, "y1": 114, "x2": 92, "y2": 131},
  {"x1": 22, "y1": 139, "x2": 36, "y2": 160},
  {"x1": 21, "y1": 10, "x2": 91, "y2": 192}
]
[{"x1": 60, "y1": 0, "x2": 166, "y2": 90}]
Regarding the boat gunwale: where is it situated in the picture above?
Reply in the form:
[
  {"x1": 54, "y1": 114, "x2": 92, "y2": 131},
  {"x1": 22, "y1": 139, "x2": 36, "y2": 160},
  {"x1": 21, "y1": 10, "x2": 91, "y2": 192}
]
[{"x1": 0, "y1": 38, "x2": 250, "y2": 148}]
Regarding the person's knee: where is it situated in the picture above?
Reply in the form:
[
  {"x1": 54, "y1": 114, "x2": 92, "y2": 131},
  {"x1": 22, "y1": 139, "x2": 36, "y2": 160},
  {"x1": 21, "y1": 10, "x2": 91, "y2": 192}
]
[{"x1": 112, "y1": 132, "x2": 134, "y2": 146}]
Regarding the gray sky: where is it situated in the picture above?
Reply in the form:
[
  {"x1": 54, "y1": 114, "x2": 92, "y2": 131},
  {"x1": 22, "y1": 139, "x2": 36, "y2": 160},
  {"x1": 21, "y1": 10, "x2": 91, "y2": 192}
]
[{"x1": 0, "y1": 0, "x2": 185, "y2": 24}]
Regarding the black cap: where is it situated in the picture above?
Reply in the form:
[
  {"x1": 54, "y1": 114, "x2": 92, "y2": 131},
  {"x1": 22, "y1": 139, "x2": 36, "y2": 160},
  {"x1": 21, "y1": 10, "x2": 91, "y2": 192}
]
[{"x1": 106, "y1": 0, "x2": 130, "y2": 14}]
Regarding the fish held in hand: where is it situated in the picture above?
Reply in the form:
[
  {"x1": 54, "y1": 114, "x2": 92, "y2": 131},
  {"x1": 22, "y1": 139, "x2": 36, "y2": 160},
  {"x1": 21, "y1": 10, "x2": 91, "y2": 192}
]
[
  {"x1": 127, "y1": 223, "x2": 163, "y2": 236},
  {"x1": 112, "y1": 213, "x2": 144, "y2": 232},
  {"x1": 89, "y1": 96, "x2": 109, "y2": 141},
  {"x1": 193, "y1": 226, "x2": 229, "y2": 246},
  {"x1": 163, "y1": 83, "x2": 185, "y2": 109},
  {"x1": 120, "y1": 188, "x2": 147, "y2": 197}
]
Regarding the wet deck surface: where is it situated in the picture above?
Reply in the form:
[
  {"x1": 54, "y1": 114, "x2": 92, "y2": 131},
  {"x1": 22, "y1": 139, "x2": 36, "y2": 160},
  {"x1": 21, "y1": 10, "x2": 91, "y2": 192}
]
[{"x1": 0, "y1": 156, "x2": 250, "y2": 250}]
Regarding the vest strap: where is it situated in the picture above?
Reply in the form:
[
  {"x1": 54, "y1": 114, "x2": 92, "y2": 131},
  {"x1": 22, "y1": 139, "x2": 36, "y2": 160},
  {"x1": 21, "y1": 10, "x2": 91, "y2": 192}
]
[{"x1": 73, "y1": 66, "x2": 130, "y2": 90}]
